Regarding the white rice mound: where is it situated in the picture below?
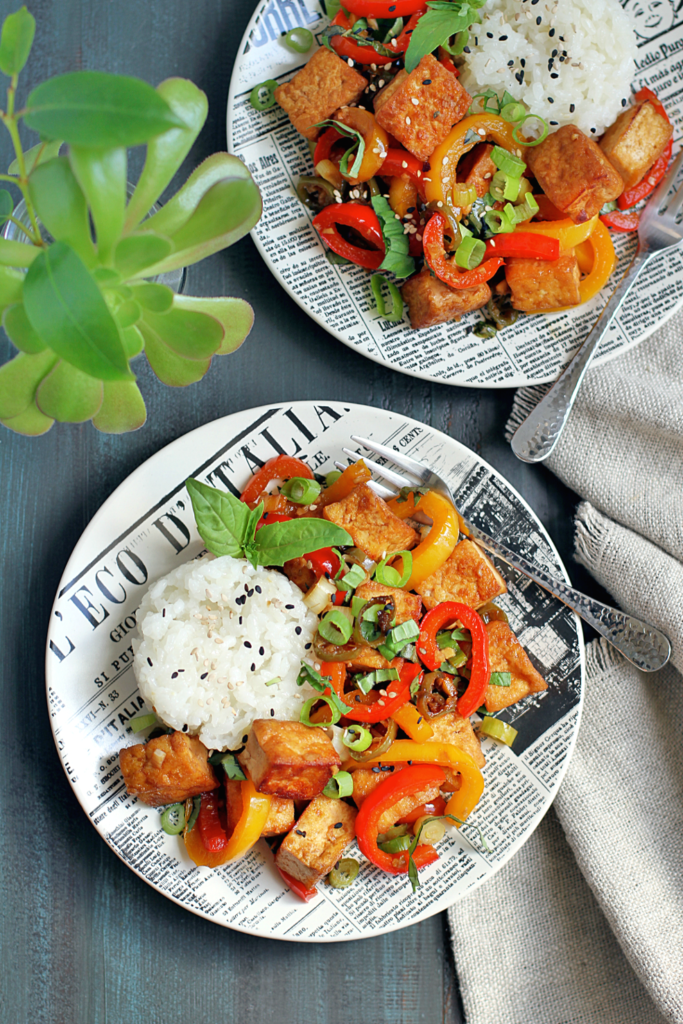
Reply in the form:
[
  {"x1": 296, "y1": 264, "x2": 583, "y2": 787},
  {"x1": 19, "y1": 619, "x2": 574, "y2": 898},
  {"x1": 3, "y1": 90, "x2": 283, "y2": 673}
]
[
  {"x1": 132, "y1": 554, "x2": 319, "y2": 751},
  {"x1": 459, "y1": 0, "x2": 637, "y2": 137}
]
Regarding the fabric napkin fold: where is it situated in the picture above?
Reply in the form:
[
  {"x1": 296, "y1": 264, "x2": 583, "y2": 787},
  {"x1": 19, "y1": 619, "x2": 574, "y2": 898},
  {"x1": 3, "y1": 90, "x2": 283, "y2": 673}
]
[{"x1": 448, "y1": 317, "x2": 683, "y2": 1024}]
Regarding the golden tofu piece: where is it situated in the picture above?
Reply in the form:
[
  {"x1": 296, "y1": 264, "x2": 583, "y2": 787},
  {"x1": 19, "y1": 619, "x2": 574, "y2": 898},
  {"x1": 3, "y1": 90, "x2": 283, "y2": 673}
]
[
  {"x1": 355, "y1": 579, "x2": 422, "y2": 625},
  {"x1": 282, "y1": 556, "x2": 315, "y2": 593},
  {"x1": 119, "y1": 731, "x2": 218, "y2": 806},
  {"x1": 505, "y1": 251, "x2": 581, "y2": 312},
  {"x1": 483, "y1": 620, "x2": 547, "y2": 713},
  {"x1": 428, "y1": 712, "x2": 486, "y2": 769},
  {"x1": 274, "y1": 47, "x2": 367, "y2": 141},
  {"x1": 415, "y1": 538, "x2": 507, "y2": 611},
  {"x1": 226, "y1": 779, "x2": 294, "y2": 837},
  {"x1": 238, "y1": 719, "x2": 340, "y2": 800},
  {"x1": 345, "y1": 646, "x2": 390, "y2": 672},
  {"x1": 351, "y1": 766, "x2": 442, "y2": 832},
  {"x1": 463, "y1": 142, "x2": 497, "y2": 199},
  {"x1": 275, "y1": 794, "x2": 357, "y2": 888},
  {"x1": 526, "y1": 125, "x2": 623, "y2": 223},
  {"x1": 402, "y1": 270, "x2": 491, "y2": 329},
  {"x1": 600, "y1": 100, "x2": 673, "y2": 191},
  {"x1": 374, "y1": 54, "x2": 470, "y2": 162},
  {"x1": 323, "y1": 483, "x2": 419, "y2": 561}
]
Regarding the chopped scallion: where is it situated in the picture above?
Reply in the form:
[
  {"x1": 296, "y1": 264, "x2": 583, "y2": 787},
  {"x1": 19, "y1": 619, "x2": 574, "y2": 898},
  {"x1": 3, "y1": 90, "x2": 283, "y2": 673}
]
[
  {"x1": 351, "y1": 595, "x2": 367, "y2": 617},
  {"x1": 512, "y1": 113, "x2": 549, "y2": 147},
  {"x1": 371, "y1": 274, "x2": 404, "y2": 323},
  {"x1": 130, "y1": 713, "x2": 157, "y2": 733},
  {"x1": 337, "y1": 562, "x2": 366, "y2": 592},
  {"x1": 378, "y1": 833, "x2": 412, "y2": 853},
  {"x1": 491, "y1": 145, "x2": 526, "y2": 177},
  {"x1": 323, "y1": 770, "x2": 354, "y2": 798},
  {"x1": 455, "y1": 234, "x2": 486, "y2": 269},
  {"x1": 479, "y1": 716, "x2": 517, "y2": 745},
  {"x1": 343, "y1": 724, "x2": 372, "y2": 751},
  {"x1": 160, "y1": 803, "x2": 186, "y2": 835},
  {"x1": 318, "y1": 607, "x2": 353, "y2": 645},
  {"x1": 374, "y1": 550, "x2": 412, "y2": 588},
  {"x1": 328, "y1": 857, "x2": 359, "y2": 888},
  {"x1": 280, "y1": 476, "x2": 321, "y2": 504},
  {"x1": 300, "y1": 694, "x2": 342, "y2": 727},
  {"x1": 186, "y1": 796, "x2": 201, "y2": 833},
  {"x1": 325, "y1": 470, "x2": 342, "y2": 487}
]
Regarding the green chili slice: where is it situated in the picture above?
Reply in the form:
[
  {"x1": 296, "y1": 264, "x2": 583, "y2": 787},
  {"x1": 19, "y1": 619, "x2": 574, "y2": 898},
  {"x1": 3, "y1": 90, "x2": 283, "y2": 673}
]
[
  {"x1": 342, "y1": 724, "x2": 372, "y2": 751},
  {"x1": 296, "y1": 175, "x2": 337, "y2": 210},
  {"x1": 479, "y1": 716, "x2": 517, "y2": 745},
  {"x1": 300, "y1": 694, "x2": 342, "y2": 727},
  {"x1": 160, "y1": 803, "x2": 186, "y2": 835},
  {"x1": 374, "y1": 550, "x2": 412, "y2": 588},
  {"x1": 280, "y1": 476, "x2": 321, "y2": 504},
  {"x1": 249, "y1": 79, "x2": 279, "y2": 110},
  {"x1": 284, "y1": 27, "x2": 314, "y2": 52},
  {"x1": 323, "y1": 770, "x2": 354, "y2": 798},
  {"x1": 319, "y1": 607, "x2": 353, "y2": 645},
  {"x1": 378, "y1": 833, "x2": 412, "y2": 853},
  {"x1": 512, "y1": 113, "x2": 549, "y2": 147},
  {"x1": 371, "y1": 274, "x2": 404, "y2": 323},
  {"x1": 328, "y1": 857, "x2": 360, "y2": 888}
]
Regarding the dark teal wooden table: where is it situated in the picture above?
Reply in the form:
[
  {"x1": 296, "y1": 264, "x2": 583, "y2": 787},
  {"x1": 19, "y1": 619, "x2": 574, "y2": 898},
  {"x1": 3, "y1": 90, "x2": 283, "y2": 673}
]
[{"x1": 0, "y1": 2, "x2": 607, "y2": 1020}]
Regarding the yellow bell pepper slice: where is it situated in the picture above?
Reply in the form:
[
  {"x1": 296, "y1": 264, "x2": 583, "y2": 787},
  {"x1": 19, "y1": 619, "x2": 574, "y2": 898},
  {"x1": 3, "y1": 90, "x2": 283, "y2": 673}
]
[
  {"x1": 344, "y1": 739, "x2": 485, "y2": 824},
  {"x1": 391, "y1": 701, "x2": 434, "y2": 742},
  {"x1": 515, "y1": 215, "x2": 597, "y2": 249},
  {"x1": 389, "y1": 490, "x2": 459, "y2": 589},
  {"x1": 538, "y1": 219, "x2": 616, "y2": 313},
  {"x1": 425, "y1": 113, "x2": 518, "y2": 207},
  {"x1": 574, "y1": 238, "x2": 594, "y2": 275},
  {"x1": 183, "y1": 776, "x2": 271, "y2": 867}
]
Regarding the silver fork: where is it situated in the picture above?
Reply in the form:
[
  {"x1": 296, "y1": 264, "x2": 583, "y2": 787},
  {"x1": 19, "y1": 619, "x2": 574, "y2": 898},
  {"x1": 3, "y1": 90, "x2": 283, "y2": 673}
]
[
  {"x1": 340, "y1": 435, "x2": 671, "y2": 672},
  {"x1": 511, "y1": 147, "x2": 683, "y2": 463}
]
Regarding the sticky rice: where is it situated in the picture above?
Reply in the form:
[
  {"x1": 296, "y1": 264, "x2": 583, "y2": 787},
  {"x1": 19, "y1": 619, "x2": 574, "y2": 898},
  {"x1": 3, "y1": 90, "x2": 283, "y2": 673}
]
[
  {"x1": 459, "y1": 0, "x2": 637, "y2": 137},
  {"x1": 132, "y1": 554, "x2": 319, "y2": 751}
]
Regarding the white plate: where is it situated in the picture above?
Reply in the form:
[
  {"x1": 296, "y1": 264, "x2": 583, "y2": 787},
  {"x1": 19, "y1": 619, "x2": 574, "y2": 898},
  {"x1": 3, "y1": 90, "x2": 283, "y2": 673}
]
[
  {"x1": 46, "y1": 402, "x2": 583, "y2": 940},
  {"x1": 227, "y1": 0, "x2": 683, "y2": 388}
]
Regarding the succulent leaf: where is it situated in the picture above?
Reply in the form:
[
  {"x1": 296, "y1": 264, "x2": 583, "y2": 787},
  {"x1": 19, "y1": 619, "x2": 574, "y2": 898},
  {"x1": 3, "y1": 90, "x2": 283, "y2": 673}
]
[
  {"x1": 24, "y1": 72, "x2": 186, "y2": 148},
  {"x1": 92, "y1": 380, "x2": 147, "y2": 433},
  {"x1": 1, "y1": 399, "x2": 54, "y2": 436},
  {"x1": 0, "y1": 189, "x2": 13, "y2": 226},
  {"x1": 23, "y1": 241, "x2": 133, "y2": 381},
  {"x1": 8, "y1": 138, "x2": 62, "y2": 175},
  {"x1": 0, "y1": 238, "x2": 40, "y2": 268},
  {"x1": 0, "y1": 6, "x2": 35, "y2": 76},
  {"x1": 130, "y1": 282, "x2": 173, "y2": 313},
  {"x1": 0, "y1": 264, "x2": 24, "y2": 306},
  {"x1": 36, "y1": 359, "x2": 103, "y2": 422},
  {"x1": 121, "y1": 324, "x2": 144, "y2": 358},
  {"x1": 93, "y1": 267, "x2": 122, "y2": 286},
  {"x1": 0, "y1": 348, "x2": 57, "y2": 419},
  {"x1": 113, "y1": 232, "x2": 172, "y2": 277},
  {"x1": 139, "y1": 320, "x2": 211, "y2": 386},
  {"x1": 114, "y1": 299, "x2": 141, "y2": 330},
  {"x1": 29, "y1": 157, "x2": 96, "y2": 265},
  {"x1": 69, "y1": 146, "x2": 127, "y2": 264},
  {"x1": 2, "y1": 303, "x2": 45, "y2": 353},
  {"x1": 173, "y1": 295, "x2": 254, "y2": 354},
  {"x1": 124, "y1": 78, "x2": 208, "y2": 233},
  {"x1": 140, "y1": 307, "x2": 223, "y2": 361}
]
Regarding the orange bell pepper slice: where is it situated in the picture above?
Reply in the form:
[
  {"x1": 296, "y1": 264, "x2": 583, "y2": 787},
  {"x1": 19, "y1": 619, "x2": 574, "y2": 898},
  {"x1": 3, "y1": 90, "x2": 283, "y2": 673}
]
[
  {"x1": 184, "y1": 777, "x2": 271, "y2": 867},
  {"x1": 542, "y1": 219, "x2": 615, "y2": 313},
  {"x1": 335, "y1": 107, "x2": 389, "y2": 183},
  {"x1": 320, "y1": 458, "x2": 371, "y2": 505},
  {"x1": 391, "y1": 490, "x2": 459, "y2": 589},
  {"x1": 391, "y1": 701, "x2": 434, "y2": 742},
  {"x1": 516, "y1": 215, "x2": 597, "y2": 249},
  {"x1": 424, "y1": 114, "x2": 517, "y2": 207}
]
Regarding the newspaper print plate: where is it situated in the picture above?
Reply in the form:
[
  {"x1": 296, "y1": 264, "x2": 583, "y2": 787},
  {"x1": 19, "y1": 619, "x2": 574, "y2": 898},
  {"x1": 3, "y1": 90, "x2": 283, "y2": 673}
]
[
  {"x1": 46, "y1": 402, "x2": 584, "y2": 941},
  {"x1": 227, "y1": 0, "x2": 683, "y2": 389}
]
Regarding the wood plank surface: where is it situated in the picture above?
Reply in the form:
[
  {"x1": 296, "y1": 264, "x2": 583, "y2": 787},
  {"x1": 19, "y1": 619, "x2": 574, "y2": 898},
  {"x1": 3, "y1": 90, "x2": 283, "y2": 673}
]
[{"x1": 0, "y1": 2, "x2": 609, "y2": 1021}]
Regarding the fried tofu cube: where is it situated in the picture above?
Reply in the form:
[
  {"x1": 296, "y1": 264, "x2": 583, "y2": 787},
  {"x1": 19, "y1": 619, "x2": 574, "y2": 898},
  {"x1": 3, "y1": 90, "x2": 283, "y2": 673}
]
[
  {"x1": 226, "y1": 779, "x2": 294, "y2": 837},
  {"x1": 120, "y1": 731, "x2": 218, "y2": 806},
  {"x1": 274, "y1": 47, "x2": 367, "y2": 141},
  {"x1": 600, "y1": 100, "x2": 673, "y2": 191},
  {"x1": 323, "y1": 483, "x2": 419, "y2": 561},
  {"x1": 355, "y1": 579, "x2": 422, "y2": 625},
  {"x1": 351, "y1": 766, "x2": 442, "y2": 831},
  {"x1": 374, "y1": 54, "x2": 471, "y2": 162},
  {"x1": 402, "y1": 270, "x2": 492, "y2": 329},
  {"x1": 483, "y1": 620, "x2": 547, "y2": 713},
  {"x1": 415, "y1": 538, "x2": 507, "y2": 611},
  {"x1": 275, "y1": 794, "x2": 357, "y2": 888},
  {"x1": 462, "y1": 142, "x2": 497, "y2": 199},
  {"x1": 345, "y1": 646, "x2": 390, "y2": 672},
  {"x1": 505, "y1": 251, "x2": 581, "y2": 312},
  {"x1": 238, "y1": 719, "x2": 340, "y2": 800},
  {"x1": 526, "y1": 124, "x2": 623, "y2": 223},
  {"x1": 428, "y1": 712, "x2": 486, "y2": 769},
  {"x1": 282, "y1": 556, "x2": 315, "y2": 593}
]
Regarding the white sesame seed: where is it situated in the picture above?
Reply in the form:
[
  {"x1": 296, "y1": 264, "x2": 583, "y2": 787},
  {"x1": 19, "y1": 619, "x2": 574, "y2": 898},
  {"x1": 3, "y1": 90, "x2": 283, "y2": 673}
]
[
  {"x1": 215, "y1": 637, "x2": 224, "y2": 644},
  {"x1": 405, "y1": 116, "x2": 411, "y2": 125},
  {"x1": 442, "y1": 156, "x2": 449, "y2": 165},
  {"x1": 437, "y1": 200, "x2": 443, "y2": 206},
  {"x1": 347, "y1": 58, "x2": 354, "y2": 67},
  {"x1": 402, "y1": 160, "x2": 408, "y2": 168},
  {"x1": 384, "y1": 63, "x2": 392, "y2": 70},
  {"x1": 477, "y1": 128, "x2": 486, "y2": 136},
  {"x1": 416, "y1": 233, "x2": 422, "y2": 240},
  {"x1": 378, "y1": 79, "x2": 385, "y2": 88},
  {"x1": 411, "y1": 97, "x2": 419, "y2": 105}
]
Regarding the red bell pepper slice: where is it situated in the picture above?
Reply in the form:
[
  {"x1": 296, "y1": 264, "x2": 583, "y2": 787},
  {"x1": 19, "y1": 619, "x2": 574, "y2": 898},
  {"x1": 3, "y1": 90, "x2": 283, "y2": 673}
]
[
  {"x1": 313, "y1": 202, "x2": 385, "y2": 270},
  {"x1": 197, "y1": 791, "x2": 229, "y2": 853},
  {"x1": 313, "y1": 125, "x2": 345, "y2": 167},
  {"x1": 397, "y1": 795, "x2": 447, "y2": 825},
  {"x1": 634, "y1": 87, "x2": 670, "y2": 123},
  {"x1": 307, "y1": 547, "x2": 342, "y2": 578},
  {"x1": 344, "y1": 0, "x2": 426, "y2": 16},
  {"x1": 618, "y1": 139, "x2": 672, "y2": 210},
  {"x1": 417, "y1": 602, "x2": 490, "y2": 718},
  {"x1": 439, "y1": 54, "x2": 459, "y2": 76},
  {"x1": 355, "y1": 764, "x2": 444, "y2": 875},
  {"x1": 484, "y1": 232, "x2": 560, "y2": 261},
  {"x1": 330, "y1": 10, "x2": 389, "y2": 64},
  {"x1": 240, "y1": 454, "x2": 313, "y2": 504},
  {"x1": 381, "y1": 147, "x2": 427, "y2": 200},
  {"x1": 343, "y1": 660, "x2": 421, "y2": 723},
  {"x1": 277, "y1": 867, "x2": 319, "y2": 902},
  {"x1": 423, "y1": 213, "x2": 504, "y2": 289},
  {"x1": 393, "y1": 9, "x2": 427, "y2": 53},
  {"x1": 600, "y1": 210, "x2": 640, "y2": 233}
]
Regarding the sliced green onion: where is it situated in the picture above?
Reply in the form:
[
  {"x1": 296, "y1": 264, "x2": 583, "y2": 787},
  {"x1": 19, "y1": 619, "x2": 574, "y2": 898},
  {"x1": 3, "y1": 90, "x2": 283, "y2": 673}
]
[
  {"x1": 300, "y1": 695, "x2": 342, "y2": 727},
  {"x1": 489, "y1": 671, "x2": 512, "y2": 687},
  {"x1": 512, "y1": 114, "x2": 549, "y2": 147},
  {"x1": 249, "y1": 79, "x2": 279, "y2": 110},
  {"x1": 325, "y1": 469, "x2": 342, "y2": 487},
  {"x1": 445, "y1": 648, "x2": 468, "y2": 670},
  {"x1": 265, "y1": 677, "x2": 281, "y2": 687},
  {"x1": 160, "y1": 803, "x2": 186, "y2": 835},
  {"x1": 471, "y1": 89, "x2": 500, "y2": 114},
  {"x1": 319, "y1": 607, "x2": 353, "y2": 645},
  {"x1": 455, "y1": 235, "x2": 486, "y2": 269},
  {"x1": 412, "y1": 815, "x2": 446, "y2": 844},
  {"x1": 130, "y1": 713, "x2": 157, "y2": 733},
  {"x1": 284, "y1": 27, "x2": 313, "y2": 52},
  {"x1": 351, "y1": 595, "x2": 367, "y2": 617},
  {"x1": 409, "y1": 678, "x2": 421, "y2": 697},
  {"x1": 280, "y1": 476, "x2": 321, "y2": 504},
  {"x1": 328, "y1": 857, "x2": 359, "y2": 888},
  {"x1": 484, "y1": 207, "x2": 515, "y2": 234},
  {"x1": 490, "y1": 145, "x2": 526, "y2": 177},
  {"x1": 186, "y1": 796, "x2": 201, "y2": 833},
  {"x1": 323, "y1": 770, "x2": 354, "y2": 798},
  {"x1": 378, "y1": 824, "x2": 410, "y2": 842},
  {"x1": 436, "y1": 628, "x2": 468, "y2": 648},
  {"x1": 382, "y1": 16, "x2": 404, "y2": 41},
  {"x1": 388, "y1": 619, "x2": 420, "y2": 646},
  {"x1": 337, "y1": 562, "x2": 366, "y2": 592},
  {"x1": 378, "y1": 834, "x2": 412, "y2": 853},
  {"x1": 503, "y1": 175, "x2": 521, "y2": 202},
  {"x1": 355, "y1": 666, "x2": 400, "y2": 692},
  {"x1": 371, "y1": 274, "x2": 404, "y2": 323},
  {"x1": 374, "y1": 550, "x2": 412, "y2": 588},
  {"x1": 500, "y1": 101, "x2": 526, "y2": 123},
  {"x1": 356, "y1": 674, "x2": 376, "y2": 695},
  {"x1": 343, "y1": 724, "x2": 372, "y2": 751},
  {"x1": 479, "y1": 716, "x2": 518, "y2": 745}
]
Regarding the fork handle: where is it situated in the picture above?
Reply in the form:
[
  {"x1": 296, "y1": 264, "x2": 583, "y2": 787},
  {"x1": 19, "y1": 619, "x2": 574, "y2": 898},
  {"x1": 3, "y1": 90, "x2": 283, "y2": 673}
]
[
  {"x1": 510, "y1": 244, "x2": 653, "y2": 464},
  {"x1": 466, "y1": 523, "x2": 671, "y2": 672}
]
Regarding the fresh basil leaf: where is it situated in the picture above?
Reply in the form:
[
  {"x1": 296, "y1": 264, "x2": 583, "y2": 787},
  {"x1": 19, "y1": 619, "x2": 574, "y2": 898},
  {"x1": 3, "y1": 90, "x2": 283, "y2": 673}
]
[
  {"x1": 0, "y1": 6, "x2": 35, "y2": 76},
  {"x1": 297, "y1": 662, "x2": 351, "y2": 715},
  {"x1": 252, "y1": 518, "x2": 352, "y2": 567},
  {"x1": 185, "y1": 477, "x2": 253, "y2": 558},
  {"x1": 315, "y1": 118, "x2": 366, "y2": 179},
  {"x1": 371, "y1": 194, "x2": 415, "y2": 279},
  {"x1": 404, "y1": 0, "x2": 485, "y2": 72},
  {"x1": 209, "y1": 752, "x2": 247, "y2": 780},
  {"x1": 489, "y1": 671, "x2": 512, "y2": 687}
]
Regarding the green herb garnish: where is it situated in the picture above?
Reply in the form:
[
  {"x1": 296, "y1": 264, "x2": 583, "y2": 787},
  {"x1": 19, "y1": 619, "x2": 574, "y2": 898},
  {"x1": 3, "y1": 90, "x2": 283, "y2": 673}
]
[
  {"x1": 370, "y1": 195, "x2": 416, "y2": 279},
  {"x1": 404, "y1": 0, "x2": 486, "y2": 73}
]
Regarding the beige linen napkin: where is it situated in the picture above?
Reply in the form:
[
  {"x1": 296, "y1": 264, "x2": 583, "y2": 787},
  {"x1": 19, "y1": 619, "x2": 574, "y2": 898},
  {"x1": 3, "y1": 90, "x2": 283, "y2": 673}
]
[{"x1": 449, "y1": 318, "x2": 683, "y2": 1024}]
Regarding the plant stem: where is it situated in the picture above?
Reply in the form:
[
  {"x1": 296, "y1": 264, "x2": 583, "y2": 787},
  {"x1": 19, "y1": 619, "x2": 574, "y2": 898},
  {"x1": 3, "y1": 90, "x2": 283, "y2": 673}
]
[
  {"x1": 5, "y1": 214, "x2": 36, "y2": 241},
  {"x1": 1, "y1": 74, "x2": 43, "y2": 245}
]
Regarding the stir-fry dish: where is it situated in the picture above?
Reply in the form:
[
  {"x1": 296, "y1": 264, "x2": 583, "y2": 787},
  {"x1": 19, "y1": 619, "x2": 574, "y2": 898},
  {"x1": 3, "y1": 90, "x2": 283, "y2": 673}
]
[
  {"x1": 252, "y1": 0, "x2": 672, "y2": 333},
  {"x1": 120, "y1": 455, "x2": 548, "y2": 899}
]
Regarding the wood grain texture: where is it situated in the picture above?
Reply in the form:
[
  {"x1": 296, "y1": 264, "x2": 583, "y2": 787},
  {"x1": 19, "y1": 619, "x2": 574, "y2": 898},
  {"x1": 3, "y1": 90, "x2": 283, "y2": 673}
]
[{"x1": 0, "y1": 1, "x2": 610, "y2": 1022}]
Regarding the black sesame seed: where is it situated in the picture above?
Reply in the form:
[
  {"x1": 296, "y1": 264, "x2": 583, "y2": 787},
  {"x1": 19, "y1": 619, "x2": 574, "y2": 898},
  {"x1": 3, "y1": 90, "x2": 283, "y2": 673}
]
[
  {"x1": 520, "y1": 58, "x2": 526, "y2": 66},
  {"x1": 515, "y1": 70, "x2": 524, "y2": 84},
  {"x1": 201, "y1": 672, "x2": 208, "y2": 680},
  {"x1": 547, "y1": 58, "x2": 553, "y2": 70},
  {"x1": 474, "y1": 37, "x2": 478, "y2": 45},
  {"x1": 500, "y1": 34, "x2": 508, "y2": 40},
  {"x1": 247, "y1": 589, "x2": 254, "y2": 598},
  {"x1": 305, "y1": 642, "x2": 312, "y2": 649},
  {"x1": 296, "y1": 829, "x2": 307, "y2": 836},
  {"x1": 486, "y1": 31, "x2": 493, "y2": 38},
  {"x1": 178, "y1": 669, "x2": 185, "y2": 673},
  {"x1": 242, "y1": 735, "x2": 248, "y2": 744},
  {"x1": 550, "y1": 120, "x2": 558, "y2": 125},
  {"x1": 244, "y1": 640, "x2": 252, "y2": 648},
  {"x1": 407, "y1": 760, "x2": 413, "y2": 765},
  {"x1": 463, "y1": 46, "x2": 470, "y2": 53},
  {"x1": 407, "y1": 206, "x2": 416, "y2": 213},
  {"x1": 334, "y1": 822, "x2": 343, "y2": 829},
  {"x1": 550, "y1": 72, "x2": 559, "y2": 79},
  {"x1": 171, "y1": 672, "x2": 178, "y2": 679},
  {"x1": 389, "y1": 4, "x2": 396, "y2": 9},
  {"x1": 372, "y1": 766, "x2": 381, "y2": 773},
  {"x1": 507, "y1": 60, "x2": 514, "y2": 66},
  {"x1": 536, "y1": 16, "x2": 542, "y2": 24},
  {"x1": 270, "y1": 708, "x2": 275, "y2": 717},
  {"x1": 590, "y1": 127, "x2": 596, "y2": 133},
  {"x1": 182, "y1": 724, "x2": 188, "y2": 732},
  {"x1": 255, "y1": 585, "x2": 262, "y2": 594},
  {"x1": 422, "y1": 78, "x2": 432, "y2": 84},
  {"x1": 239, "y1": 616, "x2": 243, "y2": 625},
  {"x1": 244, "y1": 584, "x2": 249, "y2": 592},
  {"x1": 559, "y1": 34, "x2": 564, "y2": 39},
  {"x1": 559, "y1": 55, "x2": 565, "y2": 61},
  {"x1": 162, "y1": 608, "x2": 166, "y2": 617},
  {"x1": 250, "y1": 662, "x2": 256, "y2": 671},
  {"x1": 259, "y1": 646, "x2": 265, "y2": 656},
  {"x1": 295, "y1": 626, "x2": 302, "y2": 635},
  {"x1": 622, "y1": 97, "x2": 627, "y2": 107},
  {"x1": 285, "y1": 604, "x2": 294, "y2": 610},
  {"x1": 147, "y1": 657, "x2": 153, "y2": 667},
  {"x1": 549, "y1": 27, "x2": 555, "y2": 35},
  {"x1": 570, "y1": 103, "x2": 575, "y2": 112},
  {"x1": 551, "y1": 48, "x2": 557, "y2": 56},
  {"x1": 548, "y1": 96, "x2": 554, "y2": 103}
]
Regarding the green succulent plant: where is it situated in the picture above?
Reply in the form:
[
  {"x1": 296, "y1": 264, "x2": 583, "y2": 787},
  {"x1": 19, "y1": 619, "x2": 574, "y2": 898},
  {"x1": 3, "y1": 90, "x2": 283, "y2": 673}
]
[{"x1": 0, "y1": 7, "x2": 262, "y2": 436}]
